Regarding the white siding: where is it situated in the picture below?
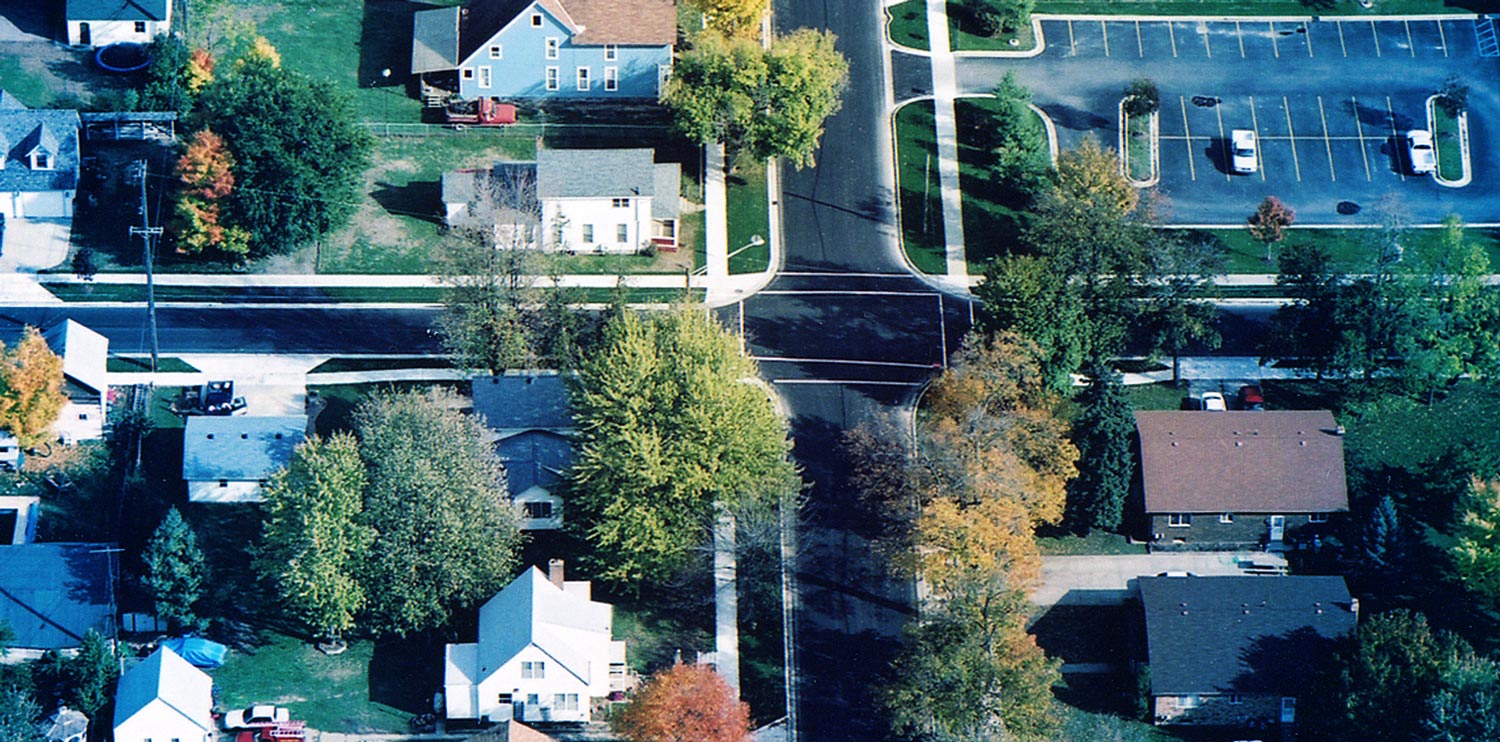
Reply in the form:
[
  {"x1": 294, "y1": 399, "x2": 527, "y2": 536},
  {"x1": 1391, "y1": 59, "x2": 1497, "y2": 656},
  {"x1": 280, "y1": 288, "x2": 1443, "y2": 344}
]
[
  {"x1": 476, "y1": 645, "x2": 593, "y2": 723},
  {"x1": 188, "y1": 479, "x2": 265, "y2": 503},
  {"x1": 114, "y1": 699, "x2": 211, "y2": 742},
  {"x1": 542, "y1": 197, "x2": 653, "y2": 254},
  {"x1": 68, "y1": 19, "x2": 169, "y2": 47},
  {"x1": 55, "y1": 399, "x2": 104, "y2": 443}
]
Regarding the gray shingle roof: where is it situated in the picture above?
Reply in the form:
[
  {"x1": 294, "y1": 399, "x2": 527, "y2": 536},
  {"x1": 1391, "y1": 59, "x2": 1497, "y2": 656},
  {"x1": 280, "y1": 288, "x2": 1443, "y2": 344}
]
[
  {"x1": 496, "y1": 429, "x2": 573, "y2": 496},
  {"x1": 411, "y1": 6, "x2": 461, "y2": 74},
  {"x1": 65, "y1": 0, "x2": 169, "y2": 22},
  {"x1": 652, "y1": 163, "x2": 680, "y2": 219},
  {"x1": 472, "y1": 373, "x2": 574, "y2": 433},
  {"x1": 181, "y1": 416, "x2": 306, "y2": 482},
  {"x1": 1139, "y1": 575, "x2": 1356, "y2": 696},
  {"x1": 0, "y1": 543, "x2": 114, "y2": 651},
  {"x1": 537, "y1": 148, "x2": 655, "y2": 200},
  {"x1": 1135, "y1": 410, "x2": 1349, "y2": 514},
  {"x1": 0, "y1": 108, "x2": 80, "y2": 194}
]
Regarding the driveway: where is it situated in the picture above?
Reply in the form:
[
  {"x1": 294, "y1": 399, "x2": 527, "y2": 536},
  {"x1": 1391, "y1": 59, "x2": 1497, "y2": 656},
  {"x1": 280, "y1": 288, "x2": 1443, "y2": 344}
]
[
  {"x1": 926, "y1": 16, "x2": 1500, "y2": 224},
  {"x1": 1032, "y1": 551, "x2": 1288, "y2": 606}
]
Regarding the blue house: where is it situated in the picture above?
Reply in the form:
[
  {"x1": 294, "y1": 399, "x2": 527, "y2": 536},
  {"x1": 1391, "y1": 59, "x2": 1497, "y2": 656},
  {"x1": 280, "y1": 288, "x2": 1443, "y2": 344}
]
[
  {"x1": 411, "y1": 0, "x2": 676, "y2": 103},
  {"x1": 471, "y1": 373, "x2": 575, "y2": 531}
]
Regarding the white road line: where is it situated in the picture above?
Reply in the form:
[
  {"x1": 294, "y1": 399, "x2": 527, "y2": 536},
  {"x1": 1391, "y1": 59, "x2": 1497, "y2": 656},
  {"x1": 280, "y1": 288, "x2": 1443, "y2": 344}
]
[
  {"x1": 1318, "y1": 96, "x2": 1336, "y2": 182},
  {"x1": 1371, "y1": 20, "x2": 1382, "y2": 57},
  {"x1": 1352, "y1": 96, "x2": 1373, "y2": 180},
  {"x1": 1437, "y1": 20, "x2": 1449, "y2": 57},
  {"x1": 1283, "y1": 96, "x2": 1302, "y2": 182},
  {"x1": 1214, "y1": 101, "x2": 1230, "y2": 183},
  {"x1": 1136, "y1": 20, "x2": 1144, "y2": 57},
  {"x1": 775, "y1": 272, "x2": 909, "y2": 278},
  {"x1": 772, "y1": 379, "x2": 923, "y2": 387},
  {"x1": 1237, "y1": 20, "x2": 1246, "y2": 57},
  {"x1": 1305, "y1": 21, "x2": 1315, "y2": 57},
  {"x1": 1270, "y1": 21, "x2": 1280, "y2": 58},
  {"x1": 1069, "y1": 19, "x2": 1076, "y2": 55},
  {"x1": 1203, "y1": 21, "x2": 1213, "y2": 57},
  {"x1": 755, "y1": 357, "x2": 938, "y2": 369},
  {"x1": 1169, "y1": 21, "x2": 1178, "y2": 57},
  {"x1": 755, "y1": 290, "x2": 936, "y2": 296},
  {"x1": 1337, "y1": 21, "x2": 1348, "y2": 57},
  {"x1": 1405, "y1": 20, "x2": 1415, "y2": 57},
  {"x1": 1386, "y1": 96, "x2": 1406, "y2": 182},
  {"x1": 1180, "y1": 96, "x2": 1197, "y2": 180},
  {"x1": 1249, "y1": 96, "x2": 1265, "y2": 182},
  {"x1": 1102, "y1": 20, "x2": 1111, "y2": 56}
]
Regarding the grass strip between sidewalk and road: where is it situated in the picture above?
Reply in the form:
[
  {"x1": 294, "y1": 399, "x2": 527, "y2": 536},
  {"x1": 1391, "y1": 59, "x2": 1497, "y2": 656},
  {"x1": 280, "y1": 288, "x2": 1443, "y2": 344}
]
[
  {"x1": 955, "y1": 96, "x2": 1045, "y2": 272},
  {"x1": 41, "y1": 283, "x2": 703, "y2": 305},
  {"x1": 895, "y1": 100, "x2": 948, "y2": 274},
  {"x1": 726, "y1": 160, "x2": 772, "y2": 275},
  {"x1": 886, "y1": 0, "x2": 931, "y2": 50},
  {"x1": 107, "y1": 356, "x2": 200, "y2": 373},
  {"x1": 1181, "y1": 227, "x2": 1500, "y2": 275},
  {"x1": 1432, "y1": 105, "x2": 1464, "y2": 182}
]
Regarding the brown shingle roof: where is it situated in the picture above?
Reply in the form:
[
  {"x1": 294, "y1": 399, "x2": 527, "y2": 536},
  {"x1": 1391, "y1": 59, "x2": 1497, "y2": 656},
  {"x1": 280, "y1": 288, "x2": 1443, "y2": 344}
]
[
  {"x1": 565, "y1": 0, "x2": 676, "y2": 45},
  {"x1": 1135, "y1": 410, "x2": 1349, "y2": 514}
]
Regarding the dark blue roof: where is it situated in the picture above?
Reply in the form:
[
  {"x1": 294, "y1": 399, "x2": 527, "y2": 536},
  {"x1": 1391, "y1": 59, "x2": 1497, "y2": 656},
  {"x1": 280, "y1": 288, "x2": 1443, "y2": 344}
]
[
  {"x1": 65, "y1": 0, "x2": 169, "y2": 22},
  {"x1": 0, "y1": 107, "x2": 80, "y2": 194},
  {"x1": 0, "y1": 543, "x2": 114, "y2": 650},
  {"x1": 496, "y1": 429, "x2": 574, "y2": 496},
  {"x1": 472, "y1": 373, "x2": 573, "y2": 432}
]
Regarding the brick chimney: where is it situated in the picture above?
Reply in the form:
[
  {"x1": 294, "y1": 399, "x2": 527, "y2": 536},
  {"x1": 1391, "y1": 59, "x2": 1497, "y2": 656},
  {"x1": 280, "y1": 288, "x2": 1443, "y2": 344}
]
[{"x1": 548, "y1": 559, "x2": 565, "y2": 588}]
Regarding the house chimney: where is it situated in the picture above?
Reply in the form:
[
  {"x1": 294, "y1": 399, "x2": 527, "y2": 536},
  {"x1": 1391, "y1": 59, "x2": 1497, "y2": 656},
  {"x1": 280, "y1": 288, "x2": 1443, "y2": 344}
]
[{"x1": 548, "y1": 559, "x2": 564, "y2": 588}]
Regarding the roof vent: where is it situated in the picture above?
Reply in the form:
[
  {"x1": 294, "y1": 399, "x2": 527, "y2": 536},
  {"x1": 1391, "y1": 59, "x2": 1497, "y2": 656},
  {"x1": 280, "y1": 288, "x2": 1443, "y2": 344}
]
[
  {"x1": 275, "y1": 433, "x2": 283, "y2": 440},
  {"x1": 206, "y1": 433, "x2": 215, "y2": 440},
  {"x1": 1335, "y1": 424, "x2": 1346, "y2": 436},
  {"x1": 241, "y1": 433, "x2": 249, "y2": 440}
]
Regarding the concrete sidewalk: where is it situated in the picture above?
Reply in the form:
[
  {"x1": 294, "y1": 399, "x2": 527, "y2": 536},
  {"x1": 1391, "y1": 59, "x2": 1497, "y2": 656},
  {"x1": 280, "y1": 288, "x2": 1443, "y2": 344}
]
[
  {"x1": 1033, "y1": 551, "x2": 1288, "y2": 606},
  {"x1": 925, "y1": 0, "x2": 967, "y2": 282}
]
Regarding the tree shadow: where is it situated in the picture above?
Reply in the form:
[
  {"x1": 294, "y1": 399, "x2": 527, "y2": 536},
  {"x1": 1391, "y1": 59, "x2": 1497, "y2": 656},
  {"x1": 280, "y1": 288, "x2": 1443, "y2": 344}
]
[
  {"x1": 369, "y1": 633, "x2": 443, "y2": 714},
  {"x1": 370, "y1": 179, "x2": 442, "y2": 224},
  {"x1": 358, "y1": 0, "x2": 425, "y2": 92}
]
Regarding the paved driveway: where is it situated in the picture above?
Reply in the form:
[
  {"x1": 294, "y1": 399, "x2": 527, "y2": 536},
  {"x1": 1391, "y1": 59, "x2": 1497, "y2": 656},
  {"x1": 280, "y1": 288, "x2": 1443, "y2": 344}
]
[
  {"x1": 1032, "y1": 551, "x2": 1288, "y2": 606},
  {"x1": 935, "y1": 16, "x2": 1500, "y2": 224}
]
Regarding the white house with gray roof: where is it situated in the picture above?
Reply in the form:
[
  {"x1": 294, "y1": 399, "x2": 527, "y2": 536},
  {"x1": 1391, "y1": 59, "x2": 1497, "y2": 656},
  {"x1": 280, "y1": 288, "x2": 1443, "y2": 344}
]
[
  {"x1": 0, "y1": 94, "x2": 80, "y2": 219},
  {"x1": 65, "y1": 0, "x2": 172, "y2": 47},
  {"x1": 183, "y1": 416, "x2": 306, "y2": 503},
  {"x1": 445, "y1": 561, "x2": 627, "y2": 723},
  {"x1": 443, "y1": 148, "x2": 679, "y2": 254},
  {"x1": 113, "y1": 647, "x2": 213, "y2": 742}
]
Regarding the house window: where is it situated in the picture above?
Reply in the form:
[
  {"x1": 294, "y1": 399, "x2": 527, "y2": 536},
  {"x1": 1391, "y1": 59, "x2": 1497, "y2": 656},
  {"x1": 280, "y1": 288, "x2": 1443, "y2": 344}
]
[
  {"x1": 545, "y1": 67, "x2": 559, "y2": 91},
  {"x1": 658, "y1": 64, "x2": 671, "y2": 91},
  {"x1": 576, "y1": 67, "x2": 589, "y2": 90},
  {"x1": 135, "y1": 21, "x2": 147, "y2": 33},
  {"x1": 546, "y1": 38, "x2": 559, "y2": 59},
  {"x1": 218, "y1": 480, "x2": 228, "y2": 488},
  {"x1": 1309, "y1": 512, "x2": 1329, "y2": 523},
  {"x1": 524, "y1": 501, "x2": 553, "y2": 520},
  {"x1": 582, "y1": 224, "x2": 594, "y2": 242},
  {"x1": 610, "y1": 662, "x2": 626, "y2": 679},
  {"x1": 526, "y1": 693, "x2": 538, "y2": 706},
  {"x1": 79, "y1": 413, "x2": 88, "y2": 420},
  {"x1": 478, "y1": 66, "x2": 492, "y2": 89},
  {"x1": 616, "y1": 224, "x2": 628, "y2": 242},
  {"x1": 554, "y1": 694, "x2": 579, "y2": 711},
  {"x1": 1218, "y1": 513, "x2": 1234, "y2": 524},
  {"x1": 32, "y1": 152, "x2": 50, "y2": 170},
  {"x1": 462, "y1": 68, "x2": 474, "y2": 80},
  {"x1": 489, "y1": 45, "x2": 503, "y2": 59},
  {"x1": 521, "y1": 661, "x2": 546, "y2": 679},
  {"x1": 1229, "y1": 693, "x2": 1244, "y2": 705},
  {"x1": 531, "y1": 13, "x2": 542, "y2": 26},
  {"x1": 1178, "y1": 695, "x2": 1202, "y2": 709},
  {"x1": 605, "y1": 66, "x2": 618, "y2": 91},
  {"x1": 612, "y1": 197, "x2": 629, "y2": 208},
  {"x1": 1168, "y1": 513, "x2": 1191, "y2": 527},
  {"x1": 605, "y1": 44, "x2": 618, "y2": 61}
]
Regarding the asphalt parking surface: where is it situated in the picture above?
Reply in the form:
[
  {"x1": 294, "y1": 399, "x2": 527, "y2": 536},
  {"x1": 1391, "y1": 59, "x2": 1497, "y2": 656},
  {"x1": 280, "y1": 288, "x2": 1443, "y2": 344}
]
[{"x1": 940, "y1": 17, "x2": 1500, "y2": 224}]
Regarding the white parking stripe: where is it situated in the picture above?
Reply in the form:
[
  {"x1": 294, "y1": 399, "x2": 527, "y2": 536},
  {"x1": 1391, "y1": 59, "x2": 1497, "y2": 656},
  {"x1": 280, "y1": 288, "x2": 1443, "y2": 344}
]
[
  {"x1": 1305, "y1": 22, "x2": 1315, "y2": 57},
  {"x1": 1270, "y1": 21, "x2": 1280, "y2": 58},
  {"x1": 1180, "y1": 97, "x2": 1197, "y2": 180},
  {"x1": 1237, "y1": 21, "x2": 1246, "y2": 58},
  {"x1": 1405, "y1": 20, "x2": 1415, "y2": 58},
  {"x1": 1202, "y1": 21, "x2": 1213, "y2": 57},
  {"x1": 1169, "y1": 21, "x2": 1178, "y2": 58},
  {"x1": 1386, "y1": 96, "x2": 1405, "y2": 182},
  {"x1": 1137, "y1": 20, "x2": 1144, "y2": 57},
  {"x1": 1069, "y1": 19, "x2": 1076, "y2": 55},
  {"x1": 1337, "y1": 21, "x2": 1348, "y2": 57},
  {"x1": 1437, "y1": 20, "x2": 1449, "y2": 57},
  {"x1": 1352, "y1": 96, "x2": 1373, "y2": 180},
  {"x1": 1283, "y1": 96, "x2": 1302, "y2": 182},
  {"x1": 1215, "y1": 102, "x2": 1230, "y2": 183},
  {"x1": 1371, "y1": 21, "x2": 1381, "y2": 57},
  {"x1": 1318, "y1": 97, "x2": 1336, "y2": 182},
  {"x1": 1249, "y1": 96, "x2": 1265, "y2": 182},
  {"x1": 1102, "y1": 20, "x2": 1110, "y2": 56}
]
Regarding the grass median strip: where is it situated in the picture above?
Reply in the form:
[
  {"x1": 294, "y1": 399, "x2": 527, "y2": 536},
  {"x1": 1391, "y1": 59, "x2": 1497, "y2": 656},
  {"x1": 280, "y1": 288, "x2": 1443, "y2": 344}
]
[
  {"x1": 726, "y1": 160, "x2": 772, "y2": 274},
  {"x1": 1035, "y1": 0, "x2": 1457, "y2": 15},
  {"x1": 1125, "y1": 113, "x2": 1152, "y2": 182},
  {"x1": 895, "y1": 100, "x2": 947, "y2": 274},
  {"x1": 1433, "y1": 105, "x2": 1463, "y2": 182},
  {"x1": 887, "y1": 0, "x2": 930, "y2": 50},
  {"x1": 1179, "y1": 227, "x2": 1500, "y2": 274}
]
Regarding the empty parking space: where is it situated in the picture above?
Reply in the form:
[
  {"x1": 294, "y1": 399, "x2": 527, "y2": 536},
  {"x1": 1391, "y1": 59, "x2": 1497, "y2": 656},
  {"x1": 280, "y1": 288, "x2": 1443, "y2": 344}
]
[{"x1": 1040, "y1": 18, "x2": 1473, "y2": 62}]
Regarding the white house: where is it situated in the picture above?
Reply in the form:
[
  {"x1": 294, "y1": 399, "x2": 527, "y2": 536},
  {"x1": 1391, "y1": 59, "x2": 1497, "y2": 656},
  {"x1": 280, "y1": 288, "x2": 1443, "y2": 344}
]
[
  {"x1": 43, "y1": 319, "x2": 109, "y2": 444},
  {"x1": 113, "y1": 647, "x2": 214, "y2": 742},
  {"x1": 472, "y1": 373, "x2": 574, "y2": 531},
  {"x1": 442, "y1": 148, "x2": 681, "y2": 254},
  {"x1": 65, "y1": 0, "x2": 172, "y2": 47},
  {"x1": 445, "y1": 561, "x2": 628, "y2": 724},
  {"x1": 0, "y1": 493, "x2": 39, "y2": 544},
  {"x1": 182, "y1": 416, "x2": 306, "y2": 503},
  {"x1": 0, "y1": 94, "x2": 81, "y2": 219}
]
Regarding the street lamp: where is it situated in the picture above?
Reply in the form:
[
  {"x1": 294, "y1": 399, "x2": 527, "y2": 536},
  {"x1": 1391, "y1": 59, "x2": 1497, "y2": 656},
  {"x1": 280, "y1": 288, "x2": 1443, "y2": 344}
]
[{"x1": 381, "y1": 68, "x2": 392, "y2": 127}]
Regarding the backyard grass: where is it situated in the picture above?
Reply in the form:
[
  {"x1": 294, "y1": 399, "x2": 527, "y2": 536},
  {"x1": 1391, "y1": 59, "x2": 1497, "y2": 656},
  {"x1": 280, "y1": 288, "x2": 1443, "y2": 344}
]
[
  {"x1": 1034, "y1": 0, "x2": 1479, "y2": 14},
  {"x1": 1037, "y1": 531, "x2": 1148, "y2": 555},
  {"x1": 895, "y1": 100, "x2": 947, "y2": 274},
  {"x1": 948, "y1": 6, "x2": 1036, "y2": 52},
  {"x1": 886, "y1": 0, "x2": 930, "y2": 50},
  {"x1": 1123, "y1": 382, "x2": 1187, "y2": 411},
  {"x1": 726, "y1": 160, "x2": 772, "y2": 275},
  {"x1": 1432, "y1": 104, "x2": 1463, "y2": 182},
  {"x1": 1184, "y1": 226, "x2": 1500, "y2": 274},
  {"x1": 955, "y1": 96, "x2": 1044, "y2": 270},
  {"x1": 107, "y1": 356, "x2": 199, "y2": 373},
  {"x1": 1125, "y1": 112, "x2": 1153, "y2": 182}
]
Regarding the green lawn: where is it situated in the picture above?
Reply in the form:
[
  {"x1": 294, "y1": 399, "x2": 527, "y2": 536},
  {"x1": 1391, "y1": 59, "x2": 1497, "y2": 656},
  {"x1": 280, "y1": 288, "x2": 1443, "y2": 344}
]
[
  {"x1": 307, "y1": 357, "x2": 456, "y2": 374},
  {"x1": 1433, "y1": 105, "x2": 1463, "y2": 182},
  {"x1": 948, "y1": 5, "x2": 1036, "y2": 52},
  {"x1": 887, "y1": 0, "x2": 930, "y2": 50},
  {"x1": 106, "y1": 356, "x2": 199, "y2": 373},
  {"x1": 1123, "y1": 382, "x2": 1187, "y2": 411},
  {"x1": 1038, "y1": 531, "x2": 1148, "y2": 555},
  {"x1": 726, "y1": 160, "x2": 772, "y2": 274},
  {"x1": 1183, "y1": 227, "x2": 1500, "y2": 274},
  {"x1": 895, "y1": 100, "x2": 947, "y2": 274},
  {"x1": 955, "y1": 96, "x2": 1043, "y2": 270},
  {"x1": 1125, "y1": 113, "x2": 1152, "y2": 182},
  {"x1": 1034, "y1": 0, "x2": 1479, "y2": 14}
]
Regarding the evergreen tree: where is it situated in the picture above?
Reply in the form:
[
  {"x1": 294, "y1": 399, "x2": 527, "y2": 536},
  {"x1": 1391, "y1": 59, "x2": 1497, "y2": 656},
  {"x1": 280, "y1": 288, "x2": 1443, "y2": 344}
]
[
  {"x1": 1360, "y1": 495, "x2": 1406, "y2": 576},
  {"x1": 142, "y1": 508, "x2": 207, "y2": 631},
  {"x1": 1067, "y1": 367, "x2": 1135, "y2": 532},
  {"x1": 64, "y1": 630, "x2": 117, "y2": 717}
]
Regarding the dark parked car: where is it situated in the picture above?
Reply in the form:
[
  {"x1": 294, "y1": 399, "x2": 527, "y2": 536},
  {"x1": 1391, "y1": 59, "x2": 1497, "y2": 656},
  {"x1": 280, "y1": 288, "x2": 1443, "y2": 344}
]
[{"x1": 1239, "y1": 385, "x2": 1265, "y2": 411}]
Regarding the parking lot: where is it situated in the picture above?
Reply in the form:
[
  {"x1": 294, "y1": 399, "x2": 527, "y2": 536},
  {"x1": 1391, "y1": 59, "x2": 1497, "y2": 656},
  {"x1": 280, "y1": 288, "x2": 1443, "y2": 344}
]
[{"x1": 947, "y1": 17, "x2": 1500, "y2": 223}]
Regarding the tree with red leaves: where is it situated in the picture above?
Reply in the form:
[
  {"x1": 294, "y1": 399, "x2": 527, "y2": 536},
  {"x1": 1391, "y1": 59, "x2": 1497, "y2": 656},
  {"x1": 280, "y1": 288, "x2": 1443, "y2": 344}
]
[
  {"x1": 1248, "y1": 195, "x2": 1296, "y2": 263},
  {"x1": 173, "y1": 128, "x2": 248, "y2": 255},
  {"x1": 614, "y1": 664, "x2": 751, "y2": 742}
]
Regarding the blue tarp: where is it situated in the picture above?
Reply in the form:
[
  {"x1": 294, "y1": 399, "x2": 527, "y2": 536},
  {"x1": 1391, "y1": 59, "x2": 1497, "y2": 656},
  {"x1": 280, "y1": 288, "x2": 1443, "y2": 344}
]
[{"x1": 161, "y1": 636, "x2": 228, "y2": 669}]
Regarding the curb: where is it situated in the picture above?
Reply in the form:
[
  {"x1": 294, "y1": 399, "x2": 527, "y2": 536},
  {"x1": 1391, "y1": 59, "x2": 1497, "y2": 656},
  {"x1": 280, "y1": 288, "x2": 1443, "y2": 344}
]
[
  {"x1": 1426, "y1": 93, "x2": 1472, "y2": 188},
  {"x1": 1119, "y1": 100, "x2": 1160, "y2": 188}
]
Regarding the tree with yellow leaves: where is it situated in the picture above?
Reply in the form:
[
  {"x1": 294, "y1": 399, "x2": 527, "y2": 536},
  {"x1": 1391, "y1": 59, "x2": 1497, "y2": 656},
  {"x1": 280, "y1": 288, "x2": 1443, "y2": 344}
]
[
  {"x1": 0, "y1": 327, "x2": 66, "y2": 448},
  {"x1": 684, "y1": 0, "x2": 768, "y2": 39},
  {"x1": 1452, "y1": 477, "x2": 1500, "y2": 619}
]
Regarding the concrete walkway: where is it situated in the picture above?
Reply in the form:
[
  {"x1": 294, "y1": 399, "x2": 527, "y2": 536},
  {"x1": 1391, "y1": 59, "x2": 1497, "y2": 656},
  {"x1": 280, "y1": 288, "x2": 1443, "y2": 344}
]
[
  {"x1": 924, "y1": 0, "x2": 967, "y2": 283},
  {"x1": 704, "y1": 144, "x2": 729, "y2": 282},
  {"x1": 714, "y1": 512, "x2": 740, "y2": 694},
  {"x1": 1032, "y1": 551, "x2": 1288, "y2": 606}
]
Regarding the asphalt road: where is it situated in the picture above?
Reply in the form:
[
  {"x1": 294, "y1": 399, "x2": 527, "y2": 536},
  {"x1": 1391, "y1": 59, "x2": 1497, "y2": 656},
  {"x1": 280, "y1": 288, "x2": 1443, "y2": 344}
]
[{"x1": 918, "y1": 17, "x2": 1500, "y2": 224}]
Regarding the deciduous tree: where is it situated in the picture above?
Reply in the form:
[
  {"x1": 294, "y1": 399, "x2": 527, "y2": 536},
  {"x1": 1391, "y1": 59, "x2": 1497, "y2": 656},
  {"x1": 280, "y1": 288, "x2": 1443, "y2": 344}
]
[
  {"x1": 614, "y1": 663, "x2": 751, "y2": 742},
  {"x1": 683, "y1": 0, "x2": 768, "y2": 39},
  {"x1": 355, "y1": 387, "x2": 523, "y2": 636},
  {"x1": 0, "y1": 326, "x2": 66, "y2": 448},
  {"x1": 173, "y1": 128, "x2": 249, "y2": 255},
  {"x1": 1263, "y1": 240, "x2": 1341, "y2": 378},
  {"x1": 1248, "y1": 195, "x2": 1295, "y2": 263},
  {"x1": 975, "y1": 255, "x2": 1086, "y2": 392},
  {"x1": 0, "y1": 687, "x2": 43, "y2": 742},
  {"x1": 1451, "y1": 477, "x2": 1500, "y2": 619},
  {"x1": 1067, "y1": 366, "x2": 1135, "y2": 532},
  {"x1": 569, "y1": 305, "x2": 800, "y2": 584},
  {"x1": 257, "y1": 433, "x2": 370, "y2": 644},
  {"x1": 1424, "y1": 652, "x2": 1500, "y2": 742},
  {"x1": 142, "y1": 508, "x2": 207, "y2": 632}
]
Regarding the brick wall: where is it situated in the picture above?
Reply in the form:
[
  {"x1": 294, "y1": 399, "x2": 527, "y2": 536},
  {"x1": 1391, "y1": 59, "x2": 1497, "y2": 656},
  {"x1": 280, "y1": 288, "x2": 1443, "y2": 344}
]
[
  {"x1": 1148, "y1": 513, "x2": 1341, "y2": 550},
  {"x1": 1154, "y1": 693, "x2": 1281, "y2": 726}
]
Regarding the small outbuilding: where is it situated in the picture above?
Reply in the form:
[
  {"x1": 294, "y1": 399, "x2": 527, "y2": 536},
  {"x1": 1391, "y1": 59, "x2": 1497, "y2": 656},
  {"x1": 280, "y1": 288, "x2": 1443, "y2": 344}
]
[
  {"x1": 183, "y1": 416, "x2": 307, "y2": 503},
  {"x1": 65, "y1": 0, "x2": 172, "y2": 47},
  {"x1": 0, "y1": 542, "x2": 115, "y2": 659},
  {"x1": 113, "y1": 646, "x2": 215, "y2": 742}
]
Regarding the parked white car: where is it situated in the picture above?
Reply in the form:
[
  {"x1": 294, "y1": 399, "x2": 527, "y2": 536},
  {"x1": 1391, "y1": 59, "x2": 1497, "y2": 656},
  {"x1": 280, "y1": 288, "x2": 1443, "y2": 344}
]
[
  {"x1": 1201, "y1": 392, "x2": 1227, "y2": 411},
  {"x1": 1230, "y1": 129, "x2": 1258, "y2": 174},
  {"x1": 223, "y1": 705, "x2": 290, "y2": 730},
  {"x1": 1406, "y1": 129, "x2": 1436, "y2": 175}
]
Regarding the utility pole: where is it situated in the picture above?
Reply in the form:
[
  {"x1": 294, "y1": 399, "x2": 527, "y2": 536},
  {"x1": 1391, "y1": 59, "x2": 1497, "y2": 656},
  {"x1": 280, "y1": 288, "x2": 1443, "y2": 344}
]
[{"x1": 128, "y1": 160, "x2": 162, "y2": 372}]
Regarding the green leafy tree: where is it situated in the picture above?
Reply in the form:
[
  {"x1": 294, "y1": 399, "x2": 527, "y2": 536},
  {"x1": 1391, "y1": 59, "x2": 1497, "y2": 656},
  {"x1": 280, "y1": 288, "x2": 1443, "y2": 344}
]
[
  {"x1": 0, "y1": 687, "x2": 44, "y2": 742},
  {"x1": 683, "y1": 0, "x2": 768, "y2": 39},
  {"x1": 195, "y1": 39, "x2": 372, "y2": 256},
  {"x1": 989, "y1": 73, "x2": 1050, "y2": 198},
  {"x1": 1451, "y1": 477, "x2": 1500, "y2": 620},
  {"x1": 974, "y1": 0, "x2": 1035, "y2": 36},
  {"x1": 975, "y1": 255, "x2": 1086, "y2": 392},
  {"x1": 570, "y1": 305, "x2": 800, "y2": 584},
  {"x1": 1122, "y1": 78, "x2": 1160, "y2": 116},
  {"x1": 1137, "y1": 234, "x2": 1223, "y2": 382},
  {"x1": 1248, "y1": 195, "x2": 1295, "y2": 263},
  {"x1": 1067, "y1": 366, "x2": 1135, "y2": 532},
  {"x1": 1438, "y1": 74, "x2": 1469, "y2": 115},
  {"x1": 257, "y1": 433, "x2": 371, "y2": 644},
  {"x1": 63, "y1": 629, "x2": 117, "y2": 717},
  {"x1": 355, "y1": 387, "x2": 523, "y2": 636},
  {"x1": 0, "y1": 326, "x2": 67, "y2": 448},
  {"x1": 138, "y1": 35, "x2": 197, "y2": 116},
  {"x1": 1263, "y1": 240, "x2": 1341, "y2": 378},
  {"x1": 1424, "y1": 652, "x2": 1500, "y2": 742},
  {"x1": 1403, "y1": 215, "x2": 1499, "y2": 401},
  {"x1": 665, "y1": 30, "x2": 848, "y2": 169},
  {"x1": 142, "y1": 507, "x2": 207, "y2": 631}
]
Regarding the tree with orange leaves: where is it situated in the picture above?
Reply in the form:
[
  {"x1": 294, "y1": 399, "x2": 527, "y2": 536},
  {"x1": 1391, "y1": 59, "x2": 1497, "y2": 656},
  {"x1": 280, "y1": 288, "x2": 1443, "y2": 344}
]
[
  {"x1": 614, "y1": 663, "x2": 751, "y2": 742},
  {"x1": 173, "y1": 129, "x2": 248, "y2": 255},
  {"x1": 0, "y1": 326, "x2": 66, "y2": 448}
]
